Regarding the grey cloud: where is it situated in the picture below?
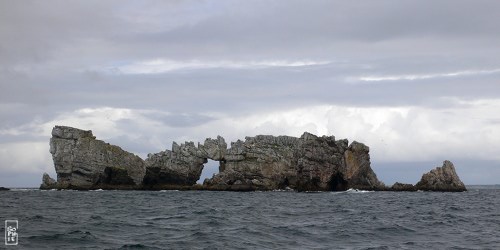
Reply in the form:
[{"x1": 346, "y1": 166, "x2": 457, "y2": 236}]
[
  {"x1": 144, "y1": 113, "x2": 217, "y2": 128},
  {"x1": 1, "y1": 0, "x2": 500, "y2": 186},
  {"x1": 128, "y1": 0, "x2": 500, "y2": 61},
  {"x1": 3, "y1": 61, "x2": 500, "y2": 123}
]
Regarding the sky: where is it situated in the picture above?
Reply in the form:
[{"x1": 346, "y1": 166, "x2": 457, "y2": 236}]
[{"x1": 1, "y1": 0, "x2": 499, "y2": 187}]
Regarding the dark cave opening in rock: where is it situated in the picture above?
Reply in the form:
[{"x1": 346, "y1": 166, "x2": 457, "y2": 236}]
[
  {"x1": 197, "y1": 159, "x2": 220, "y2": 184},
  {"x1": 100, "y1": 167, "x2": 135, "y2": 185},
  {"x1": 329, "y1": 172, "x2": 348, "y2": 191}
]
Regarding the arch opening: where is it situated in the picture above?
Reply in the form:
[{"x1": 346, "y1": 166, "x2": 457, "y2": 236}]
[{"x1": 197, "y1": 159, "x2": 220, "y2": 184}]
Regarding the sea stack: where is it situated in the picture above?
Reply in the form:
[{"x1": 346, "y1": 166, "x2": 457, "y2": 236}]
[
  {"x1": 48, "y1": 126, "x2": 145, "y2": 189},
  {"x1": 415, "y1": 160, "x2": 467, "y2": 192}
]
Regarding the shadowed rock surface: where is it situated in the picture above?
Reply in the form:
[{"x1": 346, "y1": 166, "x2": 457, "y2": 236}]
[
  {"x1": 47, "y1": 126, "x2": 145, "y2": 189},
  {"x1": 416, "y1": 160, "x2": 467, "y2": 192},
  {"x1": 391, "y1": 182, "x2": 416, "y2": 192}
]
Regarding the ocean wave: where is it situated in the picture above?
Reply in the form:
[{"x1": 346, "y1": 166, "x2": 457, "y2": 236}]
[
  {"x1": 345, "y1": 188, "x2": 375, "y2": 193},
  {"x1": 10, "y1": 188, "x2": 38, "y2": 191},
  {"x1": 2, "y1": 188, "x2": 497, "y2": 249},
  {"x1": 272, "y1": 187, "x2": 295, "y2": 192}
]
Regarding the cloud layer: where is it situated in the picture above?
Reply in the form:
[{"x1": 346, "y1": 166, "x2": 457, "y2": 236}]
[{"x1": 1, "y1": 0, "x2": 499, "y2": 186}]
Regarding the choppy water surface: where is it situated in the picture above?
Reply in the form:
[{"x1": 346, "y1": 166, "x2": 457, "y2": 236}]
[{"x1": 1, "y1": 187, "x2": 499, "y2": 249}]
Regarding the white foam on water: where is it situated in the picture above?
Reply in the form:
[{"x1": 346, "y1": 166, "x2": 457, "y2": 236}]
[
  {"x1": 10, "y1": 188, "x2": 37, "y2": 191},
  {"x1": 344, "y1": 188, "x2": 374, "y2": 193}
]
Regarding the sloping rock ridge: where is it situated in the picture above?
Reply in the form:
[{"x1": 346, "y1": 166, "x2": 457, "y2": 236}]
[
  {"x1": 48, "y1": 126, "x2": 145, "y2": 189},
  {"x1": 42, "y1": 125, "x2": 466, "y2": 192}
]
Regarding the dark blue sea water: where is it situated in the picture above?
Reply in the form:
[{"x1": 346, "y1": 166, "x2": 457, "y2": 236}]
[{"x1": 1, "y1": 187, "x2": 499, "y2": 249}]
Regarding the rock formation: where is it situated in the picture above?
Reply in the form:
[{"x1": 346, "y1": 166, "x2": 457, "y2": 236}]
[
  {"x1": 390, "y1": 182, "x2": 416, "y2": 192},
  {"x1": 48, "y1": 126, "x2": 145, "y2": 189},
  {"x1": 42, "y1": 125, "x2": 467, "y2": 192},
  {"x1": 415, "y1": 160, "x2": 466, "y2": 192},
  {"x1": 40, "y1": 173, "x2": 57, "y2": 189},
  {"x1": 203, "y1": 132, "x2": 385, "y2": 191},
  {"x1": 0, "y1": 187, "x2": 10, "y2": 191},
  {"x1": 142, "y1": 137, "x2": 226, "y2": 187}
]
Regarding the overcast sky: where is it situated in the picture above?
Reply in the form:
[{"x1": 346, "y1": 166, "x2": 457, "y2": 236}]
[{"x1": 1, "y1": 0, "x2": 499, "y2": 187}]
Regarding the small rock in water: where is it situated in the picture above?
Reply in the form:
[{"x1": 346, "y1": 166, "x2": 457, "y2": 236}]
[{"x1": 416, "y1": 160, "x2": 467, "y2": 192}]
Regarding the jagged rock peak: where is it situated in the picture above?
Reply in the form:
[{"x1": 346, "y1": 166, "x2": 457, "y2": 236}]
[
  {"x1": 40, "y1": 173, "x2": 56, "y2": 189},
  {"x1": 300, "y1": 131, "x2": 320, "y2": 140},
  {"x1": 143, "y1": 135, "x2": 227, "y2": 187},
  {"x1": 416, "y1": 160, "x2": 466, "y2": 192},
  {"x1": 198, "y1": 136, "x2": 227, "y2": 161}
]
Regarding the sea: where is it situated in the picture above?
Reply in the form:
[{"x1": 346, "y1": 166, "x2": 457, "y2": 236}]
[{"x1": 1, "y1": 186, "x2": 499, "y2": 249}]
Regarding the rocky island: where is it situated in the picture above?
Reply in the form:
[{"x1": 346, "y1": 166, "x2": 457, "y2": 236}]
[{"x1": 41, "y1": 125, "x2": 466, "y2": 192}]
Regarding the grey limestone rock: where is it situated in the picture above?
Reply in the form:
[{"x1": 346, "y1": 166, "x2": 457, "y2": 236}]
[
  {"x1": 204, "y1": 132, "x2": 385, "y2": 191},
  {"x1": 343, "y1": 141, "x2": 385, "y2": 190},
  {"x1": 49, "y1": 126, "x2": 145, "y2": 189},
  {"x1": 143, "y1": 136, "x2": 227, "y2": 187},
  {"x1": 199, "y1": 136, "x2": 227, "y2": 161},
  {"x1": 143, "y1": 141, "x2": 206, "y2": 186},
  {"x1": 40, "y1": 173, "x2": 57, "y2": 189},
  {"x1": 416, "y1": 160, "x2": 466, "y2": 192}
]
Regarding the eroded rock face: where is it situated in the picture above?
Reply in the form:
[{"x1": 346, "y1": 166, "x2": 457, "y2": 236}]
[
  {"x1": 143, "y1": 137, "x2": 227, "y2": 187},
  {"x1": 416, "y1": 160, "x2": 466, "y2": 192},
  {"x1": 143, "y1": 142, "x2": 206, "y2": 187},
  {"x1": 204, "y1": 132, "x2": 385, "y2": 191},
  {"x1": 40, "y1": 173, "x2": 57, "y2": 189},
  {"x1": 344, "y1": 141, "x2": 385, "y2": 190},
  {"x1": 49, "y1": 126, "x2": 145, "y2": 189}
]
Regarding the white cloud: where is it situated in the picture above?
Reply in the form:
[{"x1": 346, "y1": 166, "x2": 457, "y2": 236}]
[
  {"x1": 193, "y1": 100, "x2": 500, "y2": 163},
  {"x1": 4, "y1": 97, "x2": 500, "y2": 186},
  {"x1": 27, "y1": 99, "x2": 500, "y2": 163},
  {"x1": 354, "y1": 68, "x2": 500, "y2": 82},
  {"x1": 40, "y1": 107, "x2": 136, "y2": 138},
  {"x1": 111, "y1": 59, "x2": 331, "y2": 74},
  {"x1": 0, "y1": 142, "x2": 53, "y2": 174}
]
